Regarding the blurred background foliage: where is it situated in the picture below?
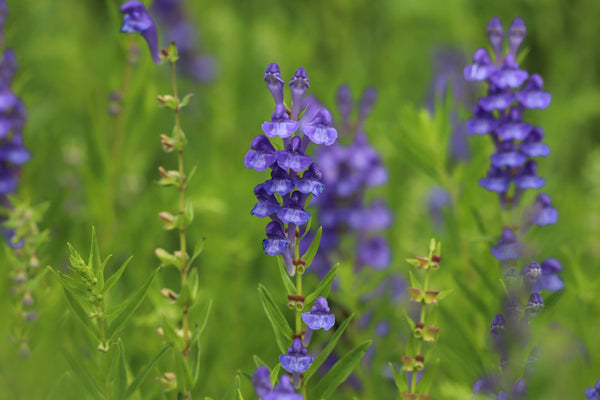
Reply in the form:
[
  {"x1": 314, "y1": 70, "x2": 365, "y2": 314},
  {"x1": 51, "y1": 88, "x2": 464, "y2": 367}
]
[{"x1": 1, "y1": 0, "x2": 599, "y2": 398}]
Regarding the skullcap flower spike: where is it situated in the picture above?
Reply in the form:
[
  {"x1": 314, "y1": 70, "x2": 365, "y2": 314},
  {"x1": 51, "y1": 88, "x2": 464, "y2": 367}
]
[
  {"x1": 120, "y1": 1, "x2": 160, "y2": 63},
  {"x1": 279, "y1": 338, "x2": 313, "y2": 373},
  {"x1": 302, "y1": 297, "x2": 335, "y2": 330}
]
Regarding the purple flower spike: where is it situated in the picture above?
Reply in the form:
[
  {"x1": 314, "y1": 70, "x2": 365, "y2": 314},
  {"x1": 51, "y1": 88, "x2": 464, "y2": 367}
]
[
  {"x1": 479, "y1": 166, "x2": 510, "y2": 193},
  {"x1": 251, "y1": 184, "x2": 280, "y2": 218},
  {"x1": 294, "y1": 163, "x2": 324, "y2": 197},
  {"x1": 302, "y1": 297, "x2": 335, "y2": 330},
  {"x1": 358, "y1": 236, "x2": 391, "y2": 269},
  {"x1": 486, "y1": 17, "x2": 504, "y2": 58},
  {"x1": 262, "y1": 221, "x2": 290, "y2": 256},
  {"x1": 491, "y1": 228, "x2": 523, "y2": 261},
  {"x1": 265, "y1": 375, "x2": 303, "y2": 400},
  {"x1": 244, "y1": 135, "x2": 277, "y2": 171},
  {"x1": 533, "y1": 258, "x2": 564, "y2": 292},
  {"x1": 514, "y1": 160, "x2": 545, "y2": 189},
  {"x1": 276, "y1": 136, "x2": 313, "y2": 172},
  {"x1": 466, "y1": 105, "x2": 498, "y2": 135},
  {"x1": 252, "y1": 366, "x2": 272, "y2": 399},
  {"x1": 279, "y1": 338, "x2": 313, "y2": 373},
  {"x1": 262, "y1": 104, "x2": 299, "y2": 139},
  {"x1": 464, "y1": 48, "x2": 497, "y2": 82},
  {"x1": 516, "y1": 74, "x2": 551, "y2": 109},
  {"x1": 277, "y1": 191, "x2": 310, "y2": 225},
  {"x1": 520, "y1": 127, "x2": 550, "y2": 157},
  {"x1": 585, "y1": 379, "x2": 600, "y2": 400},
  {"x1": 263, "y1": 166, "x2": 295, "y2": 195},
  {"x1": 264, "y1": 63, "x2": 285, "y2": 105},
  {"x1": 302, "y1": 109, "x2": 338, "y2": 146},
  {"x1": 508, "y1": 18, "x2": 527, "y2": 55},
  {"x1": 120, "y1": 1, "x2": 160, "y2": 63},
  {"x1": 490, "y1": 141, "x2": 527, "y2": 168},
  {"x1": 289, "y1": 67, "x2": 310, "y2": 120}
]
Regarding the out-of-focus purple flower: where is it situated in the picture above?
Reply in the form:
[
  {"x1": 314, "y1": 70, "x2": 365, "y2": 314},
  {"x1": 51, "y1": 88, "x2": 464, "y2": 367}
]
[
  {"x1": 151, "y1": 0, "x2": 217, "y2": 82},
  {"x1": 490, "y1": 228, "x2": 522, "y2": 261},
  {"x1": 265, "y1": 375, "x2": 303, "y2": 400},
  {"x1": 524, "y1": 293, "x2": 543, "y2": 318},
  {"x1": 525, "y1": 193, "x2": 557, "y2": 226},
  {"x1": 302, "y1": 297, "x2": 335, "y2": 331},
  {"x1": 585, "y1": 379, "x2": 600, "y2": 400},
  {"x1": 252, "y1": 366, "x2": 272, "y2": 399},
  {"x1": 533, "y1": 258, "x2": 564, "y2": 292},
  {"x1": 358, "y1": 236, "x2": 391, "y2": 269},
  {"x1": 279, "y1": 338, "x2": 312, "y2": 373},
  {"x1": 521, "y1": 261, "x2": 542, "y2": 288},
  {"x1": 120, "y1": 1, "x2": 160, "y2": 63}
]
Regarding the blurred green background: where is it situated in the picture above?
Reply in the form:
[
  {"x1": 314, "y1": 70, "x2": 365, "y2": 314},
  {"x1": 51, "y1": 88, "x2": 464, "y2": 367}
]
[{"x1": 1, "y1": 0, "x2": 599, "y2": 398}]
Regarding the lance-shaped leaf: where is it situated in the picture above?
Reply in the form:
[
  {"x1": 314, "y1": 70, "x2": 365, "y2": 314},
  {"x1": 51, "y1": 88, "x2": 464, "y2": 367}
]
[
  {"x1": 253, "y1": 354, "x2": 268, "y2": 368},
  {"x1": 389, "y1": 362, "x2": 408, "y2": 393},
  {"x1": 106, "y1": 267, "x2": 160, "y2": 340},
  {"x1": 189, "y1": 238, "x2": 205, "y2": 266},
  {"x1": 100, "y1": 256, "x2": 133, "y2": 296},
  {"x1": 191, "y1": 299, "x2": 213, "y2": 342},
  {"x1": 62, "y1": 288, "x2": 102, "y2": 341},
  {"x1": 257, "y1": 284, "x2": 293, "y2": 353},
  {"x1": 302, "y1": 313, "x2": 354, "y2": 386},
  {"x1": 63, "y1": 350, "x2": 104, "y2": 400},
  {"x1": 174, "y1": 347, "x2": 194, "y2": 392},
  {"x1": 277, "y1": 256, "x2": 296, "y2": 294},
  {"x1": 108, "y1": 340, "x2": 128, "y2": 400},
  {"x1": 189, "y1": 334, "x2": 202, "y2": 386},
  {"x1": 88, "y1": 227, "x2": 105, "y2": 287},
  {"x1": 309, "y1": 340, "x2": 372, "y2": 399},
  {"x1": 304, "y1": 263, "x2": 339, "y2": 306},
  {"x1": 48, "y1": 266, "x2": 89, "y2": 300},
  {"x1": 125, "y1": 346, "x2": 169, "y2": 399},
  {"x1": 301, "y1": 226, "x2": 322, "y2": 268}
]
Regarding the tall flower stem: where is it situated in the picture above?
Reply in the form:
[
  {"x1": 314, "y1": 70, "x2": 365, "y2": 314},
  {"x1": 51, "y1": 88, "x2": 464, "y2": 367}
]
[{"x1": 411, "y1": 269, "x2": 430, "y2": 395}]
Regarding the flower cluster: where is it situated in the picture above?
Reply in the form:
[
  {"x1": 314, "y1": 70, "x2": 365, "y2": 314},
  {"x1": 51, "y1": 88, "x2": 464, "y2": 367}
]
[
  {"x1": 120, "y1": 1, "x2": 160, "y2": 63},
  {"x1": 464, "y1": 17, "x2": 552, "y2": 211},
  {"x1": 0, "y1": 3, "x2": 30, "y2": 244},
  {"x1": 245, "y1": 63, "x2": 337, "y2": 274},
  {"x1": 308, "y1": 85, "x2": 392, "y2": 276},
  {"x1": 151, "y1": 0, "x2": 216, "y2": 82}
]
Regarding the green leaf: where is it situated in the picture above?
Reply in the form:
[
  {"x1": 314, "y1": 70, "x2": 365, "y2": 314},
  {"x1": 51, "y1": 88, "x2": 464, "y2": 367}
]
[
  {"x1": 174, "y1": 347, "x2": 194, "y2": 392},
  {"x1": 100, "y1": 256, "x2": 132, "y2": 296},
  {"x1": 180, "y1": 93, "x2": 194, "y2": 108},
  {"x1": 109, "y1": 341, "x2": 127, "y2": 400},
  {"x1": 408, "y1": 270, "x2": 421, "y2": 290},
  {"x1": 403, "y1": 311, "x2": 416, "y2": 331},
  {"x1": 161, "y1": 315, "x2": 185, "y2": 350},
  {"x1": 304, "y1": 263, "x2": 339, "y2": 306},
  {"x1": 106, "y1": 267, "x2": 159, "y2": 340},
  {"x1": 277, "y1": 256, "x2": 295, "y2": 294},
  {"x1": 47, "y1": 266, "x2": 89, "y2": 299},
  {"x1": 167, "y1": 42, "x2": 179, "y2": 62},
  {"x1": 253, "y1": 354, "x2": 267, "y2": 368},
  {"x1": 63, "y1": 351, "x2": 104, "y2": 400},
  {"x1": 125, "y1": 346, "x2": 169, "y2": 399},
  {"x1": 436, "y1": 288, "x2": 454, "y2": 302},
  {"x1": 309, "y1": 340, "x2": 372, "y2": 399},
  {"x1": 302, "y1": 226, "x2": 322, "y2": 268},
  {"x1": 189, "y1": 238, "x2": 206, "y2": 266},
  {"x1": 300, "y1": 217, "x2": 312, "y2": 240},
  {"x1": 187, "y1": 163, "x2": 199, "y2": 184},
  {"x1": 257, "y1": 284, "x2": 293, "y2": 353},
  {"x1": 234, "y1": 375, "x2": 244, "y2": 400},
  {"x1": 183, "y1": 200, "x2": 194, "y2": 227},
  {"x1": 189, "y1": 335, "x2": 202, "y2": 385},
  {"x1": 194, "y1": 299, "x2": 213, "y2": 340},
  {"x1": 62, "y1": 288, "x2": 102, "y2": 341},
  {"x1": 417, "y1": 357, "x2": 439, "y2": 393},
  {"x1": 388, "y1": 362, "x2": 407, "y2": 393},
  {"x1": 269, "y1": 364, "x2": 281, "y2": 387},
  {"x1": 88, "y1": 227, "x2": 105, "y2": 287},
  {"x1": 302, "y1": 313, "x2": 354, "y2": 386}
]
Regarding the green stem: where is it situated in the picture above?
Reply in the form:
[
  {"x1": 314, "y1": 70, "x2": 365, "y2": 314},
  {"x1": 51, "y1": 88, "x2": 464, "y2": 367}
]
[
  {"x1": 170, "y1": 61, "x2": 191, "y2": 400},
  {"x1": 411, "y1": 269, "x2": 430, "y2": 394},
  {"x1": 296, "y1": 272, "x2": 302, "y2": 335}
]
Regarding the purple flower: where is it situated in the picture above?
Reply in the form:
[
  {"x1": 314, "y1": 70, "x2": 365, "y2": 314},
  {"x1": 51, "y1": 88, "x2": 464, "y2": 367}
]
[
  {"x1": 252, "y1": 366, "x2": 272, "y2": 399},
  {"x1": 262, "y1": 221, "x2": 290, "y2": 256},
  {"x1": 251, "y1": 184, "x2": 280, "y2": 218},
  {"x1": 479, "y1": 166, "x2": 510, "y2": 193},
  {"x1": 358, "y1": 236, "x2": 391, "y2": 269},
  {"x1": 279, "y1": 338, "x2": 312, "y2": 373},
  {"x1": 262, "y1": 104, "x2": 299, "y2": 140},
  {"x1": 264, "y1": 63, "x2": 285, "y2": 105},
  {"x1": 464, "y1": 48, "x2": 497, "y2": 82},
  {"x1": 524, "y1": 292, "x2": 543, "y2": 318},
  {"x1": 486, "y1": 17, "x2": 504, "y2": 58},
  {"x1": 521, "y1": 261, "x2": 542, "y2": 288},
  {"x1": 490, "y1": 228, "x2": 522, "y2": 261},
  {"x1": 466, "y1": 105, "x2": 498, "y2": 135},
  {"x1": 526, "y1": 192, "x2": 557, "y2": 226},
  {"x1": 519, "y1": 127, "x2": 550, "y2": 157},
  {"x1": 302, "y1": 297, "x2": 335, "y2": 331},
  {"x1": 265, "y1": 375, "x2": 302, "y2": 400},
  {"x1": 289, "y1": 67, "x2": 309, "y2": 120},
  {"x1": 585, "y1": 378, "x2": 600, "y2": 400},
  {"x1": 244, "y1": 135, "x2": 277, "y2": 171},
  {"x1": 516, "y1": 74, "x2": 551, "y2": 109},
  {"x1": 302, "y1": 109, "x2": 338, "y2": 146},
  {"x1": 533, "y1": 258, "x2": 564, "y2": 292},
  {"x1": 276, "y1": 136, "x2": 312, "y2": 172},
  {"x1": 120, "y1": 1, "x2": 160, "y2": 63},
  {"x1": 277, "y1": 191, "x2": 310, "y2": 225},
  {"x1": 514, "y1": 160, "x2": 545, "y2": 190},
  {"x1": 294, "y1": 163, "x2": 324, "y2": 197},
  {"x1": 263, "y1": 166, "x2": 295, "y2": 196},
  {"x1": 490, "y1": 141, "x2": 527, "y2": 168}
]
